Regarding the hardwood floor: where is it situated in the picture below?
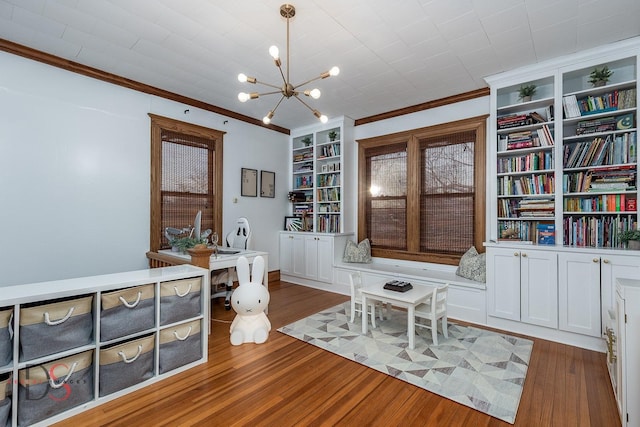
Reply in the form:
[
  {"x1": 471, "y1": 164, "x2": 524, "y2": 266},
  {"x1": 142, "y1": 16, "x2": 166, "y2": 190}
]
[{"x1": 57, "y1": 280, "x2": 620, "y2": 427}]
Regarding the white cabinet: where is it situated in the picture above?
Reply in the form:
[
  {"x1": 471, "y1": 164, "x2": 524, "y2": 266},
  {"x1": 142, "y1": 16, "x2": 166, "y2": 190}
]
[
  {"x1": 557, "y1": 252, "x2": 601, "y2": 337},
  {"x1": 488, "y1": 246, "x2": 557, "y2": 328},
  {"x1": 279, "y1": 232, "x2": 352, "y2": 288},
  {"x1": 0, "y1": 265, "x2": 208, "y2": 427},
  {"x1": 615, "y1": 278, "x2": 640, "y2": 427},
  {"x1": 601, "y1": 254, "x2": 640, "y2": 333}
]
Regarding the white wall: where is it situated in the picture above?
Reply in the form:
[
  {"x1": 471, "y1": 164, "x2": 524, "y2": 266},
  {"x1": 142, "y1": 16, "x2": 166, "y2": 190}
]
[{"x1": 0, "y1": 52, "x2": 288, "y2": 287}]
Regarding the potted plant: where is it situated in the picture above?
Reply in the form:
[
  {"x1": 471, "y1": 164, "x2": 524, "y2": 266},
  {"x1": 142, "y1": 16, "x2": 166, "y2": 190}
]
[
  {"x1": 301, "y1": 136, "x2": 312, "y2": 147},
  {"x1": 328, "y1": 131, "x2": 338, "y2": 141},
  {"x1": 169, "y1": 236, "x2": 207, "y2": 253},
  {"x1": 620, "y1": 229, "x2": 640, "y2": 250},
  {"x1": 518, "y1": 85, "x2": 536, "y2": 102},
  {"x1": 589, "y1": 66, "x2": 613, "y2": 87}
]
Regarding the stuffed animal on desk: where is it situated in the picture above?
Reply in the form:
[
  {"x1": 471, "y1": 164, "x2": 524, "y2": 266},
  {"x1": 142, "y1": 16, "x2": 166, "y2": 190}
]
[{"x1": 229, "y1": 255, "x2": 271, "y2": 345}]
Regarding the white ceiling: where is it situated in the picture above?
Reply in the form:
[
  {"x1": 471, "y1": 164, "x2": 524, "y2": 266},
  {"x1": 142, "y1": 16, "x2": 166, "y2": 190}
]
[{"x1": 1, "y1": 0, "x2": 640, "y2": 130}]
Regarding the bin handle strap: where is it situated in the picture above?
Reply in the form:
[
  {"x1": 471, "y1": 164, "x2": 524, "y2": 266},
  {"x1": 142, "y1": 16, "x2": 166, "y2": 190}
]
[
  {"x1": 48, "y1": 361, "x2": 78, "y2": 389},
  {"x1": 174, "y1": 326, "x2": 193, "y2": 341},
  {"x1": 174, "y1": 284, "x2": 192, "y2": 298},
  {"x1": 118, "y1": 345, "x2": 143, "y2": 364},
  {"x1": 44, "y1": 307, "x2": 75, "y2": 326},
  {"x1": 119, "y1": 291, "x2": 142, "y2": 308}
]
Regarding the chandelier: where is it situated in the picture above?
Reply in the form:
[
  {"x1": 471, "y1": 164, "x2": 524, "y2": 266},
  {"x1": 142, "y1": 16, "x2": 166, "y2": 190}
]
[{"x1": 237, "y1": 4, "x2": 340, "y2": 125}]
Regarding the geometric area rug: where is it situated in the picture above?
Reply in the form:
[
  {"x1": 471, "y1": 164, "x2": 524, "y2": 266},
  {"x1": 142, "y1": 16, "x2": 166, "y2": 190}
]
[{"x1": 277, "y1": 302, "x2": 533, "y2": 424}]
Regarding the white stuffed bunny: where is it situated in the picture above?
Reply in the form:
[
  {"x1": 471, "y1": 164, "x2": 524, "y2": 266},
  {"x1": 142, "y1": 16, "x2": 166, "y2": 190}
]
[{"x1": 229, "y1": 255, "x2": 271, "y2": 345}]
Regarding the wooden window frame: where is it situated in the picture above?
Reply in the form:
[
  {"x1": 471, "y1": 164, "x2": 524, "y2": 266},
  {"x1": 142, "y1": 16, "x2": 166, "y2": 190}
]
[
  {"x1": 149, "y1": 113, "x2": 224, "y2": 252},
  {"x1": 357, "y1": 115, "x2": 487, "y2": 265}
]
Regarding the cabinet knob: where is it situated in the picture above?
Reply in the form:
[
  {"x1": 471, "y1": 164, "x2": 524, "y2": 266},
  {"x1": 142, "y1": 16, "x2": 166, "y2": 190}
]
[
  {"x1": 521, "y1": 253, "x2": 527, "y2": 257},
  {"x1": 514, "y1": 252, "x2": 519, "y2": 257},
  {"x1": 593, "y1": 258, "x2": 599, "y2": 263},
  {"x1": 603, "y1": 259, "x2": 610, "y2": 264}
]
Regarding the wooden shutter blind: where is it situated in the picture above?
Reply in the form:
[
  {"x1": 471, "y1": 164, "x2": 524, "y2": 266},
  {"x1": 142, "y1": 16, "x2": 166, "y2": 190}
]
[
  {"x1": 419, "y1": 130, "x2": 475, "y2": 254},
  {"x1": 161, "y1": 130, "x2": 215, "y2": 248},
  {"x1": 366, "y1": 143, "x2": 407, "y2": 250}
]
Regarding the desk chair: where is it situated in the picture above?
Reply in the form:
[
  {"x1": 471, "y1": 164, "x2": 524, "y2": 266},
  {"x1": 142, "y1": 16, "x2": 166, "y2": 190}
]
[
  {"x1": 414, "y1": 284, "x2": 449, "y2": 345},
  {"x1": 211, "y1": 217, "x2": 251, "y2": 310},
  {"x1": 349, "y1": 272, "x2": 384, "y2": 328}
]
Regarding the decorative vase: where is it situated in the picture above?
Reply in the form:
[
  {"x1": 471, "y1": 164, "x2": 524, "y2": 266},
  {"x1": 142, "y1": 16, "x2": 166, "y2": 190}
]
[
  {"x1": 521, "y1": 96, "x2": 531, "y2": 102},
  {"x1": 593, "y1": 80, "x2": 606, "y2": 87},
  {"x1": 628, "y1": 240, "x2": 640, "y2": 250}
]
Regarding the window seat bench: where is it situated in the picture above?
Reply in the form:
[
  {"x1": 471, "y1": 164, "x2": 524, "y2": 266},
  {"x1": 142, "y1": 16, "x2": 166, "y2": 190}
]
[{"x1": 333, "y1": 261, "x2": 486, "y2": 325}]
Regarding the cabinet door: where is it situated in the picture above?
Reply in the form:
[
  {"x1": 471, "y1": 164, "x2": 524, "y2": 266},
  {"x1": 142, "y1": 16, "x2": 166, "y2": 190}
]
[
  {"x1": 557, "y1": 252, "x2": 600, "y2": 336},
  {"x1": 601, "y1": 255, "x2": 640, "y2": 334},
  {"x1": 316, "y1": 236, "x2": 334, "y2": 283},
  {"x1": 292, "y1": 234, "x2": 306, "y2": 277},
  {"x1": 521, "y1": 249, "x2": 558, "y2": 329},
  {"x1": 487, "y1": 247, "x2": 522, "y2": 321},
  {"x1": 303, "y1": 236, "x2": 319, "y2": 280},
  {"x1": 615, "y1": 290, "x2": 624, "y2": 421},
  {"x1": 279, "y1": 233, "x2": 294, "y2": 275}
]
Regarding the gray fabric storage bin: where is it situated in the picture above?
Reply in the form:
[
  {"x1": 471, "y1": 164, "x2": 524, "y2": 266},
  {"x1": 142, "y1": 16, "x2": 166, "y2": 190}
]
[
  {"x1": 0, "y1": 309, "x2": 12, "y2": 366},
  {"x1": 99, "y1": 334, "x2": 155, "y2": 397},
  {"x1": 100, "y1": 284, "x2": 155, "y2": 341},
  {"x1": 17, "y1": 350, "x2": 94, "y2": 426},
  {"x1": 19, "y1": 296, "x2": 93, "y2": 361},
  {"x1": 160, "y1": 277, "x2": 202, "y2": 325},
  {"x1": 0, "y1": 373, "x2": 10, "y2": 427},
  {"x1": 159, "y1": 319, "x2": 202, "y2": 374}
]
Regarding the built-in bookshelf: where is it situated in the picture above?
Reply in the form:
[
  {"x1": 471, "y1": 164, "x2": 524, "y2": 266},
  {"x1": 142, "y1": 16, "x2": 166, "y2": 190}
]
[
  {"x1": 562, "y1": 56, "x2": 638, "y2": 248},
  {"x1": 487, "y1": 43, "x2": 639, "y2": 249},
  {"x1": 289, "y1": 117, "x2": 353, "y2": 233},
  {"x1": 494, "y1": 75, "x2": 557, "y2": 244}
]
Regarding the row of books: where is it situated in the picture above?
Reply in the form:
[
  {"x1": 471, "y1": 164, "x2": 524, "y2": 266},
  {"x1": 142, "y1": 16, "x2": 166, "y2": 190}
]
[
  {"x1": 497, "y1": 220, "x2": 554, "y2": 244},
  {"x1": 293, "y1": 175, "x2": 313, "y2": 189},
  {"x1": 563, "y1": 132, "x2": 637, "y2": 168},
  {"x1": 497, "y1": 150, "x2": 554, "y2": 173},
  {"x1": 497, "y1": 111, "x2": 547, "y2": 130},
  {"x1": 317, "y1": 173, "x2": 340, "y2": 187},
  {"x1": 316, "y1": 214, "x2": 341, "y2": 233},
  {"x1": 317, "y1": 143, "x2": 340, "y2": 158},
  {"x1": 293, "y1": 161, "x2": 313, "y2": 173},
  {"x1": 562, "y1": 170, "x2": 637, "y2": 193},
  {"x1": 564, "y1": 194, "x2": 637, "y2": 213},
  {"x1": 317, "y1": 187, "x2": 340, "y2": 202},
  {"x1": 563, "y1": 214, "x2": 637, "y2": 248},
  {"x1": 317, "y1": 203, "x2": 340, "y2": 213},
  {"x1": 498, "y1": 125, "x2": 554, "y2": 151},
  {"x1": 498, "y1": 198, "x2": 555, "y2": 218},
  {"x1": 563, "y1": 89, "x2": 636, "y2": 118},
  {"x1": 497, "y1": 174, "x2": 555, "y2": 196}
]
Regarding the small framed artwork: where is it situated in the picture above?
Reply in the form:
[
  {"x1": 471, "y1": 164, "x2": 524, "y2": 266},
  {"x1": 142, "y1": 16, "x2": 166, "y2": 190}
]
[
  {"x1": 260, "y1": 170, "x2": 275, "y2": 198},
  {"x1": 241, "y1": 168, "x2": 258, "y2": 197},
  {"x1": 284, "y1": 216, "x2": 303, "y2": 231}
]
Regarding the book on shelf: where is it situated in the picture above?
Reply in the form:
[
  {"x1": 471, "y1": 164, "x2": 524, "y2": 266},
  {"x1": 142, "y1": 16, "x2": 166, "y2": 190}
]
[
  {"x1": 536, "y1": 223, "x2": 556, "y2": 245},
  {"x1": 562, "y1": 95, "x2": 581, "y2": 118}
]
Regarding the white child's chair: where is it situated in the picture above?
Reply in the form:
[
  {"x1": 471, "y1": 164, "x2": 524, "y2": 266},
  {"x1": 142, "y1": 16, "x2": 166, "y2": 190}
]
[
  {"x1": 211, "y1": 217, "x2": 252, "y2": 309},
  {"x1": 349, "y1": 272, "x2": 384, "y2": 328},
  {"x1": 414, "y1": 284, "x2": 449, "y2": 345}
]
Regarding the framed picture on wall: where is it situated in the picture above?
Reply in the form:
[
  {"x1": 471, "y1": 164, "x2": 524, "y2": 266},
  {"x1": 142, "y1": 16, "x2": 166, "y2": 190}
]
[
  {"x1": 241, "y1": 168, "x2": 258, "y2": 197},
  {"x1": 260, "y1": 170, "x2": 275, "y2": 198}
]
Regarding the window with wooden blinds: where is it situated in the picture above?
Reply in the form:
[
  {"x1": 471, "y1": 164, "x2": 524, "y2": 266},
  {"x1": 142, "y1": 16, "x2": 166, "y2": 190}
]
[
  {"x1": 358, "y1": 116, "x2": 486, "y2": 265},
  {"x1": 149, "y1": 114, "x2": 224, "y2": 252}
]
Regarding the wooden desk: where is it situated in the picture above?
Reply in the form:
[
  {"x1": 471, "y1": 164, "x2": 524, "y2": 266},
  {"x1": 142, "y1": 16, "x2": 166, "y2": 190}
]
[{"x1": 361, "y1": 282, "x2": 435, "y2": 349}]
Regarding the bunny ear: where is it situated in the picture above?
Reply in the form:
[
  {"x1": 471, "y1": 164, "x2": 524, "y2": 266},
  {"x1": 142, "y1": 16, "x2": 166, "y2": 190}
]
[
  {"x1": 236, "y1": 256, "x2": 250, "y2": 284},
  {"x1": 251, "y1": 255, "x2": 265, "y2": 284}
]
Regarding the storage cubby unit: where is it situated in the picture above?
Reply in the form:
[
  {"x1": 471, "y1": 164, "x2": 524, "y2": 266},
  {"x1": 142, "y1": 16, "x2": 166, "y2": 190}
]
[
  {"x1": 0, "y1": 264, "x2": 209, "y2": 427},
  {"x1": 288, "y1": 116, "x2": 353, "y2": 234},
  {"x1": 494, "y1": 75, "x2": 557, "y2": 244},
  {"x1": 561, "y1": 56, "x2": 638, "y2": 248}
]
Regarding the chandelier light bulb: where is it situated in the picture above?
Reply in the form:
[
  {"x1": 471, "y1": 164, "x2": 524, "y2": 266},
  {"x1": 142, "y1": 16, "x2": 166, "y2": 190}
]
[
  {"x1": 263, "y1": 111, "x2": 274, "y2": 124},
  {"x1": 329, "y1": 66, "x2": 340, "y2": 77},
  {"x1": 238, "y1": 92, "x2": 250, "y2": 102},
  {"x1": 320, "y1": 114, "x2": 328, "y2": 123},
  {"x1": 269, "y1": 45, "x2": 279, "y2": 60},
  {"x1": 304, "y1": 88, "x2": 321, "y2": 99},
  {"x1": 238, "y1": 73, "x2": 248, "y2": 83}
]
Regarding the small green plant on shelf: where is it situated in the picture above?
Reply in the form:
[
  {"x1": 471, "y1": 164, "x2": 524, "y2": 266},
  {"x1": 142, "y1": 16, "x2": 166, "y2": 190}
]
[
  {"x1": 328, "y1": 131, "x2": 338, "y2": 141},
  {"x1": 588, "y1": 66, "x2": 613, "y2": 87},
  {"x1": 517, "y1": 84, "x2": 536, "y2": 102},
  {"x1": 301, "y1": 137, "x2": 312, "y2": 146},
  {"x1": 620, "y1": 229, "x2": 640, "y2": 248}
]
